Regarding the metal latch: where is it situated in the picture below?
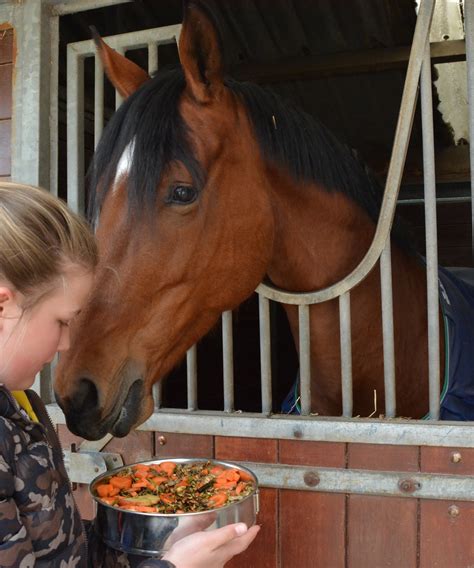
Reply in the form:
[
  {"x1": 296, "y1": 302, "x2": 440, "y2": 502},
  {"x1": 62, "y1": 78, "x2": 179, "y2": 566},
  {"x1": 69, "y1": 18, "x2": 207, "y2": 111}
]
[{"x1": 63, "y1": 435, "x2": 123, "y2": 485}]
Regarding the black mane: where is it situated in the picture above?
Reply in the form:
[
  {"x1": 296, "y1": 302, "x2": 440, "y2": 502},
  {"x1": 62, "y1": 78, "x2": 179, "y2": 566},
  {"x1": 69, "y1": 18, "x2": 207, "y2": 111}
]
[{"x1": 89, "y1": 66, "x2": 395, "y2": 237}]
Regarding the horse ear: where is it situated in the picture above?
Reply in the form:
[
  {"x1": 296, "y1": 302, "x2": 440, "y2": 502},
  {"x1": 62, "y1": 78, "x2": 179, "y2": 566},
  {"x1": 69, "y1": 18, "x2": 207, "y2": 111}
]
[
  {"x1": 91, "y1": 27, "x2": 150, "y2": 98},
  {"x1": 179, "y1": 1, "x2": 224, "y2": 103}
]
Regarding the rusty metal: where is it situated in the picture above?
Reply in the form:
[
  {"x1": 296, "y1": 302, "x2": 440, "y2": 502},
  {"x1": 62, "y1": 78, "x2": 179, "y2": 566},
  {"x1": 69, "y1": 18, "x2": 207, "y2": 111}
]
[
  {"x1": 398, "y1": 478, "x2": 421, "y2": 494},
  {"x1": 304, "y1": 471, "x2": 320, "y2": 487}
]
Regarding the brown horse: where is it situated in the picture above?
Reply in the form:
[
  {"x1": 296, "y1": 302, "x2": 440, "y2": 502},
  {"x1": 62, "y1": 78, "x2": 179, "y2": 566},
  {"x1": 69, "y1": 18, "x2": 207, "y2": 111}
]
[{"x1": 55, "y1": 1, "x2": 437, "y2": 440}]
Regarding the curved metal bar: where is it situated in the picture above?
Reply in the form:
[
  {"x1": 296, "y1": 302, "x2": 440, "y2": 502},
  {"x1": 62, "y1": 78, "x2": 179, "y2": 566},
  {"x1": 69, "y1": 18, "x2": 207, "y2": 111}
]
[{"x1": 256, "y1": 0, "x2": 436, "y2": 306}]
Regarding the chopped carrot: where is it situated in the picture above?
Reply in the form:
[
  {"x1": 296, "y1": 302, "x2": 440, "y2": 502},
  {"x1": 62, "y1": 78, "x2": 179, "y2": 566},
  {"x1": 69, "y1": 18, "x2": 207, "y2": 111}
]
[
  {"x1": 158, "y1": 462, "x2": 177, "y2": 476},
  {"x1": 215, "y1": 480, "x2": 237, "y2": 490},
  {"x1": 160, "y1": 493, "x2": 175, "y2": 505},
  {"x1": 109, "y1": 486, "x2": 121, "y2": 497},
  {"x1": 175, "y1": 479, "x2": 189, "y2": 489},
  {"x1": 235, "y1": 482, "x2": 247, "y2": 495},
  {"x1": 131, "y1": 481, "x2": 148, "y2": 490},
  {"x1": 150, "y1": 476, "x2": 168, "y2": 485},
  {"x1": 109, "y1": 476, "x2": 133, "y2": 490},
  {"x1": 96, "y1": 483, "x2": 113, "y2": 498},
  {"x1": 100, "y1": 496, "x2": 117, "y2": 505},
  {"x1": 135, "y1": 506, "x2": 157, "y2": 513},
  {"x1": 208, "y1": 492, "x2": 227, "y2": 508},
  {"x1": 210, "y1": 466, "x2": 224, "y2": 476},
  {"x1": 238, "y1": 470, "x2": 253, "y2": 482}
]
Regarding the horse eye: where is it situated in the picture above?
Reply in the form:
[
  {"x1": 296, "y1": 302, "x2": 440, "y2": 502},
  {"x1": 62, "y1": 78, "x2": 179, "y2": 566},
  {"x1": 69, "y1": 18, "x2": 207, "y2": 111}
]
[{"x1": 170, "y1": 185, "x2": 197, "y2": 205}]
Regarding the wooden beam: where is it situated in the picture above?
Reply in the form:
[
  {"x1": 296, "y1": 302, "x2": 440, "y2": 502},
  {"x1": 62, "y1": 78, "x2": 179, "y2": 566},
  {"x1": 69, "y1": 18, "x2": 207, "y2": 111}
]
[{"x1": 231, "y1": 40, "x2": 466, "y2": 84}]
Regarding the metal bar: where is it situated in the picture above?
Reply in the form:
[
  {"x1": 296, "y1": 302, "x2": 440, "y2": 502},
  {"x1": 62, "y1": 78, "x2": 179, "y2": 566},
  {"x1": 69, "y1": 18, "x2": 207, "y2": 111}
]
[
  {"x1": 115, "y1": 46, "x2": 124, "y2": 108},
  {"x1": 11, "y1": 0, "x2": 52, "y2": 188},
  {"x1": 65, "y1": 25, "x2": 182, "y2": 57},
  {"x1": 421, "y1": 41, "x2": 441, "y2": 419},
  {"x1": 298, "y1": 304, "x2": 311, "y2": 415},
  {"x1": 398, "y1": 196, "x2": 471, "y2": 205},
  {"x1": 51, "y1": 0, "x2": 132, "y2": 16},
  {"x1": 256, "y1": 0, "x2": 437, "y2": 305},
  {"x1": 46, "y1": 404, "x2": 474, "y2": 448},
  {"x1": 153, "y1": 381, "x2": 163, "y2": 410},
  {"x1": 49, "y1": 14, "x2": 59, "y2": 197},
  {"x1": 258, "y1": 295, "x2": 272, "y2": 414},
  {"x1": 94, "y1": 54, "x2": 104, "y2": 147},
  {"x1": 187, "y1": 345, "x2": 198, "y2": 411},
  {"x1": 222, "y1": 311, "x2": 234, "y2": 412},
  {"x1": 148, "y1": 42, "x2": 158, "y2": 74},
  {"x1": 466, "y1": 0, "x2": 474, "y2": 259},
  {"x1": 240, "y1": 462, "x2": 474, "y2": 502},
  {"x1": 339, "y1": 292, "x2": 353, "y2": 417},
  {"x1": 67, "y1": 45, "x2": 85, "y2": 214},
  {"x1": 380, "y1": 241, "x2": 396, "y2": 418}
]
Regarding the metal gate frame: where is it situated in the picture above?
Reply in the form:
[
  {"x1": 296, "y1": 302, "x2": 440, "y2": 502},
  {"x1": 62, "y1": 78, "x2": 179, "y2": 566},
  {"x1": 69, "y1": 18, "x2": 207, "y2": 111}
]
[{"x1": 2, "y1": 0, "x2": 474, "y2": 502}]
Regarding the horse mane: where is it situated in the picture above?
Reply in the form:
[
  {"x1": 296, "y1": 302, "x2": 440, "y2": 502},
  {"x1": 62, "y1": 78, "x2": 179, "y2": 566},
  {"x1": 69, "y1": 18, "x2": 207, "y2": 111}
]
[{"x1": 88, "y1": 66, "x2": 410, "y2": 249}]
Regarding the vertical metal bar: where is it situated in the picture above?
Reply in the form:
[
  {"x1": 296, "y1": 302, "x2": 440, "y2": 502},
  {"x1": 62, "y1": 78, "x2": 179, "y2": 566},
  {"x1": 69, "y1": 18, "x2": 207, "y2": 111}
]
[
  {"x1": 298, "y1": 304, "x2": 311, "y2": 415},
  {"x1": 466, "y1": 0, "x2": 474, "y2": 258},
  {"x1": 153, "y1": 381, "x2": 162, "y2": 409},
  {"x1": 187, "y1": 345, "x2": 198, "y2": 411},
  {"x1": 148, "y1": 42, "x2": 158, "y2": 74},
  {"x1": 67, "y1": 46, "x2": 85, "y2": 214},
  {"x1": 94, "y1": 55, "x2": 104, "y2": 148},
  {"x1": 421, "y1": 41, "x2": 440, "y2": 419},
  {"x1": 380, "y1": 241, "x2": 397, "y2": 418},
  {"x1": 222, "y1": 311, "x2": 234, "y2": 412},
  {"x1": 49, "y1": 15, "x2": 59, "y2": 198},
  {"x1": 339, "y1": 292, "x2": 353, "y2": 417},
  {"x1": 259, "y1": 295, "x2": 272, "y2": 414},
  {"x1": 115, "y1": 47, "x2": 124, "y2": 108}
]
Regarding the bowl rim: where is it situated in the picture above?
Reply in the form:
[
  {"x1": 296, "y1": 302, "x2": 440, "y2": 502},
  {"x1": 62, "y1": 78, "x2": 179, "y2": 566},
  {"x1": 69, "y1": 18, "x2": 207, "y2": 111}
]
[{"x1": 89, "y1": 457, "x2": 259, "y2": 517}]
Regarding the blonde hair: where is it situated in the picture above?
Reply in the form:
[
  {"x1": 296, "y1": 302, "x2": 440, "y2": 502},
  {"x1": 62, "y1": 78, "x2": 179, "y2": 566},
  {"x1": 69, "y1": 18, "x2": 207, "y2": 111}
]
[{"x1": 0, "y1": 181, "x2": 98, "y2": 307}]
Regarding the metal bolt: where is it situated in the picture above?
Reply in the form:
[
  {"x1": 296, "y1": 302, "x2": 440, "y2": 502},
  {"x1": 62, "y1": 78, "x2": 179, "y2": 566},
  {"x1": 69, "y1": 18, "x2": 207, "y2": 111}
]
[
  {"x1": 448, "y1": 505, "x2": 460, "y2": 518},
  {"x1": 158, "y1": 435, "x2": 167, "y2": 446},
  {"x1": 94, "y1": 467, "x2": 99, "y2": 473},
  {"x1": 450, "y1": 451, "x2": 462, "y2": 464},
  {"x1": 398, "y1": 478, "x2": 420, "y2": 493},
  {"x1": 71, "y1": 443, "x2": 77, "y2": 453},
  {"x1": 293, "y1": 429, "x2": 303, "y2": 439},
  {"x1": 303, "y1": 471, "x2": 320, "y2": 487}
]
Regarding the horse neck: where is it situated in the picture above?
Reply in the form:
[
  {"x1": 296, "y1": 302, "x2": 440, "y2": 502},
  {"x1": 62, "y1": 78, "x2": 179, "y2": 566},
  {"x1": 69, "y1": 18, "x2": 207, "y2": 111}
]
[
  {"x1": 266, "y1": 170, "x2": 378, "y2": 290},
  {"x1": 265, "y1": 169, "x2": 430, "y2": 416}
]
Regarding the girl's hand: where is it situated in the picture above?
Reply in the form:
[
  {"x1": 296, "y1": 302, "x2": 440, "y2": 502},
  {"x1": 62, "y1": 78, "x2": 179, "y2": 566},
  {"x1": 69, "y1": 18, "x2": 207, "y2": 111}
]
[{"x1": 161, "y1": 522, "x2": 260, "y2": 568}]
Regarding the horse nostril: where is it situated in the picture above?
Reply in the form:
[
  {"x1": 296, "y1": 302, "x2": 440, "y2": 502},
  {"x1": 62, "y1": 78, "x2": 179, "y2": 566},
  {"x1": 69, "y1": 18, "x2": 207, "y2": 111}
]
[{"x1": 71, "y1": 378, "x2": 99, "y2": 414}]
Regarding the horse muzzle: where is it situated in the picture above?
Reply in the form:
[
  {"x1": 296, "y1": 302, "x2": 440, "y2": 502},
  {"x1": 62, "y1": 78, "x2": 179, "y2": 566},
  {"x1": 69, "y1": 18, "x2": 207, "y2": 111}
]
[{"x1": 55, "y1": 368, "x2": 145, "y2": 440}]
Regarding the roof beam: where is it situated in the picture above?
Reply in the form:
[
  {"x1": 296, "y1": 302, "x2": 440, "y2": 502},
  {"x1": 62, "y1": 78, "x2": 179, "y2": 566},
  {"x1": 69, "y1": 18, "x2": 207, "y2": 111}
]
[{"x1": 231, "y1": 39, "x2": 466, "y2": 84}]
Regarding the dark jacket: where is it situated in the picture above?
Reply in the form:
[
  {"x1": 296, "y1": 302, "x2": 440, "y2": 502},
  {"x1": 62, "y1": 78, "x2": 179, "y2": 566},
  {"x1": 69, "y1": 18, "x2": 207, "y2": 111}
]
[{"x1": 0, "y1": 386, "x2": 174, "y2": 568}]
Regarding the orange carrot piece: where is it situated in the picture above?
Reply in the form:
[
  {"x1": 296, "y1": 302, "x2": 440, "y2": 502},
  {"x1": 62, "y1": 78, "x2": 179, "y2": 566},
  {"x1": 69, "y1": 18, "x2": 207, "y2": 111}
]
[
  {"x1": 150, "y1": 476, "x2": 168, "y2": 485},
  {"x1": 238, "y1": 470, "x2": 253, "y2": 482},
  {"x1": 100, "y1": 496, "x2": 118, "y2": 506},
  {"x1": 160, "y1": 493, "x2": 175, "y2": 505},
  {"x1": 159, "y1": 462, "x2": 177, "y2": 476},
  {"x1": 135, "y1": 506, "x2": 157, "y2": 513},
  {"x1": 96, "y1": 483, "x2": 113, "y2": 498},
  {"x1": 110, "y1": 476, "x2": 133, "y2": 490},
  {"x1": 208, "y1": 492, "x2": 228, "y2": 508}
]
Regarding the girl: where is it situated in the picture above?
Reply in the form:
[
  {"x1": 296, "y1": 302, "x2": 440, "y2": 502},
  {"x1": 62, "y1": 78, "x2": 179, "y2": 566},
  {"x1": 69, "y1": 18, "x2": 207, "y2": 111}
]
[{"x1": 0, "y1": 181, "x2": 259, "y2": 568}]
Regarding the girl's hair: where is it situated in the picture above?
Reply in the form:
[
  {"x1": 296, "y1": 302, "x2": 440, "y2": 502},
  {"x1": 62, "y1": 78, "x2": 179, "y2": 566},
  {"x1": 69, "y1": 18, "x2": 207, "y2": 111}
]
[{"x1": 0, "y1": 181, "x2": 98, "y2": 307}]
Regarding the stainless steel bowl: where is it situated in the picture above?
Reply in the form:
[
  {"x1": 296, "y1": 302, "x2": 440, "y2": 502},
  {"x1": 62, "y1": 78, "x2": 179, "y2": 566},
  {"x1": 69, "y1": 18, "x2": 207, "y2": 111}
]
[{"x1": 90, "y1": 458, "x2": 259, "y2": 556}]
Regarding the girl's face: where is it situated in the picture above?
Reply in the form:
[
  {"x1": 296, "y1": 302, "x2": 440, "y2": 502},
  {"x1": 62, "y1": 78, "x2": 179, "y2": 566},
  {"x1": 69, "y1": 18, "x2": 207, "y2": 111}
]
[{"x1": 0, "y1": 265, "x2": 93, "y2": 390}]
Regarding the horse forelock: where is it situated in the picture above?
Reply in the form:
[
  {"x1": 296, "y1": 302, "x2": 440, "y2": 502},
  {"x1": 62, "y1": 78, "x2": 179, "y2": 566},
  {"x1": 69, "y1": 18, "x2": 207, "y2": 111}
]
[{"x1": 87, "y1": 67, "x2": 204, "y2": 225}]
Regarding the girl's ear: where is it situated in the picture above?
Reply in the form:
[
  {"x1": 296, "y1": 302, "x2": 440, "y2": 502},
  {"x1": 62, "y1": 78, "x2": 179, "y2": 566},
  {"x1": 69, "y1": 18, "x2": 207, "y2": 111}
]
[{"x1": 0, "y1": 287, "x2": 19, "y2": 322}]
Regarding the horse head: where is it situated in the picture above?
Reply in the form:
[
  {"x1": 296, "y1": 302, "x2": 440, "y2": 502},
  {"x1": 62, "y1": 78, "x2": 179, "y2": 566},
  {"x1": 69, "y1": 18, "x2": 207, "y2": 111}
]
[{"x1": 54, "y1": 1, "x2": 275, "y2": 439}]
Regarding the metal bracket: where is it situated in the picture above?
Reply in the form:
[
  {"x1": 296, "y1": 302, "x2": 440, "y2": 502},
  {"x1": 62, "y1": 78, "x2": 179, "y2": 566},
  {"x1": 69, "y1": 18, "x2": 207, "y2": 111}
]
[{"x1": 63, "y1": 450, "x2": 123, "y2": 485}]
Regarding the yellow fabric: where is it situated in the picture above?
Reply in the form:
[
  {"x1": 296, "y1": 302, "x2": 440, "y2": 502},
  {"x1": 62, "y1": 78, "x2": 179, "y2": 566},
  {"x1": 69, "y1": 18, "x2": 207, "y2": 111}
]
[{"x1": 11, "y1": 390, "x2": 39, "y2": 423}]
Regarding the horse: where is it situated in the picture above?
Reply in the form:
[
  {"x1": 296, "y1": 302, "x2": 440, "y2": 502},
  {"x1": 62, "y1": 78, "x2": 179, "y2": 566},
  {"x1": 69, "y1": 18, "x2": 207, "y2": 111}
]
[{"x1": 55, "y1": 0, "x2": 472, "y2": 441}]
